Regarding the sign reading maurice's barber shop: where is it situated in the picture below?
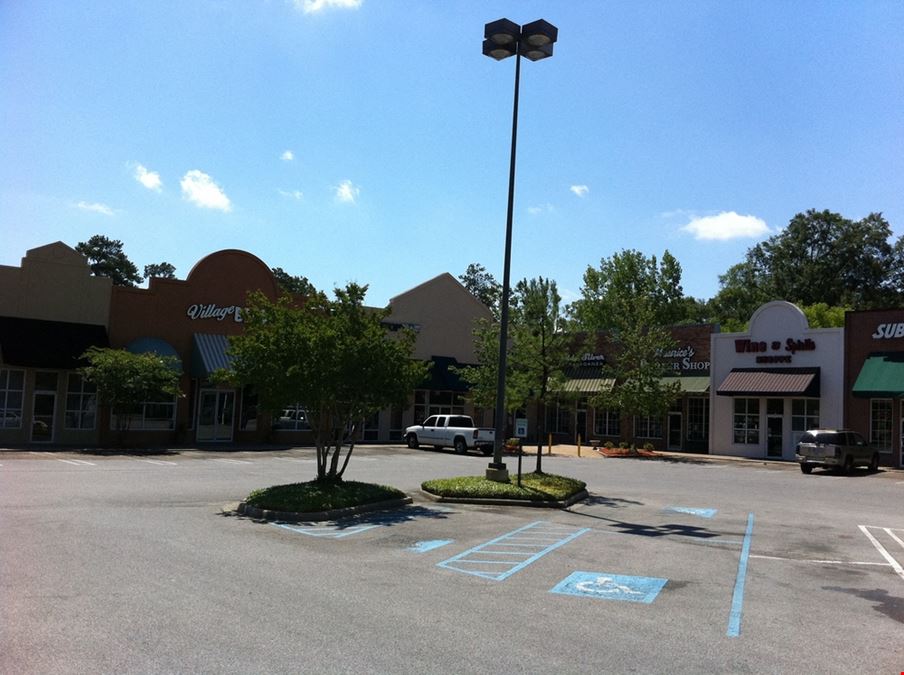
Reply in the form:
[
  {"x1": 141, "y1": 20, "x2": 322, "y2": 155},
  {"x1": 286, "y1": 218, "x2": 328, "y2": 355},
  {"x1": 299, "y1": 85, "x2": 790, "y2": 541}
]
[{"x1": 186, "y1": 303, "x2": 243, "y2": 322}]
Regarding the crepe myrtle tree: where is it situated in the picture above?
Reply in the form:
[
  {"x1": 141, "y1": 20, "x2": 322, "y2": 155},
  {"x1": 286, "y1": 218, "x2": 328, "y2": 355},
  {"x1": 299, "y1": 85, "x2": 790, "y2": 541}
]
[
  {"x1": 219, "y1": 285, "x2": 426, "y2": 483},
  {"x1": 79, "y1": 347, "x2": 182, "y2": 441}
]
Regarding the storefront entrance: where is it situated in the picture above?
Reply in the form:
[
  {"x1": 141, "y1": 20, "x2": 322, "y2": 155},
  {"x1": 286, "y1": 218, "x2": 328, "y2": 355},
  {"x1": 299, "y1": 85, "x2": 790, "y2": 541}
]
[
  {"x1": 197, "y1": 390, "x2": 235, "y2": 442},
  {"x1": 767, "y1": 415, "x2": 783, "y2": 457},
  {"x1": 31, "y1": 392, "x2": 55, "y2": 443},
  {"x1": 668, "y1": 411, "x2": 682, "y2": 450}
]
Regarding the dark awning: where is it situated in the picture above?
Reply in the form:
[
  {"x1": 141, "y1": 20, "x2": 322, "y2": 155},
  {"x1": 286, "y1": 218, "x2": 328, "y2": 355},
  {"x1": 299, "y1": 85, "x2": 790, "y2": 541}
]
[
  {"x1": 852, "y1": 353, "x2": 904, "y2": 397},
  {"x1": 716, "y1": 367, "x2": 820, "y2": 397},
  {"x1": 191, "y1": 333, "x2": 232, "y2": 378},
  {"x1": 127, "y1": 337, "x2": 183, "y2": 372},
  {"x1": 424, "y1": 355, "x2": 472, "y2": 392},
  {"x1": 0, "y1": 316, "x2": 109, "y2": 369}
]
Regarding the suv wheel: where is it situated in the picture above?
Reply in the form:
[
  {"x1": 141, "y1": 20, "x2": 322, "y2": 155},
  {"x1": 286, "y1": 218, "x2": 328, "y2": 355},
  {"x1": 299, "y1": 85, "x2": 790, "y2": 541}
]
[
  {"x1": 800, "y1": 463, "x2": 813, "y2": 474},
  {"x1": 869, "y1": 453, "x2": 879, "y2": 473},
  {"x1": 842, "y1": 454, "x2": 854, "y2": 474}
]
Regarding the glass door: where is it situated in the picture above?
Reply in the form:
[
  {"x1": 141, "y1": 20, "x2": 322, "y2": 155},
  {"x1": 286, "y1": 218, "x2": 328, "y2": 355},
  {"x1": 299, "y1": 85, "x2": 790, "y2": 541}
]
[
  {"x1": 197, "y1": 390, "x2": 235, "y2": 442},
  {"x1": 31, "y1": 392, "x2": 55, "y2": 442},
  {"x1": 667, "y1": 411, "x2": 682, "y2": 450},
  {"x1": 767, "y1": 416, "x2": 783, "y2": 457}
]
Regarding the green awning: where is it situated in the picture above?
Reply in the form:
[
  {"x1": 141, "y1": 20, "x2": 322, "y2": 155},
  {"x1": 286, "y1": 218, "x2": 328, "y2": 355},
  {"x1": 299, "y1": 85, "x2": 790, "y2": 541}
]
[
  {"x1": 852, "y1": 353, "x2": 904, "y2": 397},
  {"x1": 661, "y1": 376, "x2": 710, "y2": 393}
]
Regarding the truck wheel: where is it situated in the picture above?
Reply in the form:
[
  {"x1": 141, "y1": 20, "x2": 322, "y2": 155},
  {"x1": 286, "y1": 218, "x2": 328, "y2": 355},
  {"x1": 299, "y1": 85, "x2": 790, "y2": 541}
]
[
  {"x1": 454, "y1": 437, "x2": 467, "y2": 454},
  {"x1": 406, "y1": 434, "x2": 419, "y2": 449}
]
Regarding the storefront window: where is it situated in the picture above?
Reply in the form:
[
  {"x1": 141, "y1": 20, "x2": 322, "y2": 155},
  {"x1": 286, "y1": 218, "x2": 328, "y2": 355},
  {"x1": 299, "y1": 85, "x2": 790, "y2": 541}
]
[
  {"x1": 274, "y1": 403, "x2": 311, "y2": 430},
  {"x1": 0, "y1": 369, "x2": 25, "y2": 428},
  {"x1": 239, "y1": 385, "x2": 257, "y2": 431},
  {"x1": 111, "y1": 397, "x2": 176, "y2": 431},
  {"x1": 64, "y1": 374, "x2": 97, "y2": 430},
  {"x1": 361, "y1": 411, "x2": 380, "y2": 442},
  {"x1": 791, "y1": 399, "x2": 819, "y2": 441},
  {"x1": 413, "y1": 390, "x2": 465, "y2": 423},
  {"x1": 733, "y1": 398, "x2": 760, "y2": 444},
  {"x1": 634, "y1": 415, "x2": 662, "y2": 439},
  {"x1": 593, "y1": 407, "x2": 620, "y2": 437},
  {"x1": 545, "y1": 399, "x2": 573, "y2": 435},
  {"x1": 686, "y1": 397, "x2": 708, "y2": 442},
  {"x1": 870, "y1": 399, "x2": 893, "y2": 453}
]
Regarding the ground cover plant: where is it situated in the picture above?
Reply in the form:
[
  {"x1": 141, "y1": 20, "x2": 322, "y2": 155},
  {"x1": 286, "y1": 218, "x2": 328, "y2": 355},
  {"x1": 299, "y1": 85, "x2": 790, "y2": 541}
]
[
  {"x1": 244, "y1": 480, "x2": 405, "y2": 513},
  {"x1": 422, "y1": 472, "x2": 585, "y2": 502}
]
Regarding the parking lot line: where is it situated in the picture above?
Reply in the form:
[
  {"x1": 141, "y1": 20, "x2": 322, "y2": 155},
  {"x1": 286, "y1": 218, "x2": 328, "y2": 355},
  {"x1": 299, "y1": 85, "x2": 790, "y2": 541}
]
[
  {"x1": 859, "y1": 525, "x2": 904, "y2": 582},
  {"x1": 437, "y1": 521, "x2": 590, "y2": 581},
  {"x1": 212, "y1": 458, "x2": 252, "y2": 465},
  {"x1": 727, "y1": 513, "x2": 754, "y2": 638},
  {"x1": 137, "y1": 459, "x2": 178, "y2": 466},
  {"x1": 57, "y1": 458, "x2": 95, "y2": 466}
]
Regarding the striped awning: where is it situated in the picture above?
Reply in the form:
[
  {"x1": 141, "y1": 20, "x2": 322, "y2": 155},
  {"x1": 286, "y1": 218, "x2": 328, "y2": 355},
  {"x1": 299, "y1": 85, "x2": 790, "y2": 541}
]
[
  {"x1": 560, "y1": 377, "x2": 615, "y2": 394},
  {"x1": 191, "y1": 333, "x2": 232, "y2": 378},
  {"x1": 716, "y1": 367, "x2": 819, "y2": 397}
]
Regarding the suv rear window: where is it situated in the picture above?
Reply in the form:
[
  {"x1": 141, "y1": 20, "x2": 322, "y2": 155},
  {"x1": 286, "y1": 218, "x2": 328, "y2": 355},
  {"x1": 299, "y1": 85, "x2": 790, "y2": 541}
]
[{"x1": 799, "y1": 432, "x2": 838, "y2": 444}]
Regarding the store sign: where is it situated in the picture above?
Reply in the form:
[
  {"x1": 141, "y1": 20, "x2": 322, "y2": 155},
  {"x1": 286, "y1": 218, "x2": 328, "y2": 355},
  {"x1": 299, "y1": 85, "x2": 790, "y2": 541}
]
[
  {"x1": 735, "y1": 337, "x2": 815, "y2": 363},
  {"x1": 660, "y1": 345, "x2": 709, "y2": 372},
  {"x1": 186, "y1": 303, "x2": 243, "y2": 322},
  {"x1": 872, "y1": 323, "x2": 904, "y2": 339}
]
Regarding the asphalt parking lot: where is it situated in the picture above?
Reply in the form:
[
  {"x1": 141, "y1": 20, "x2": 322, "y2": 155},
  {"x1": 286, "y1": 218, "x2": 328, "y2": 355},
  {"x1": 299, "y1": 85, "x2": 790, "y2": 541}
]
[{"x1": 2, "y1": 445, "x2": 902, "y2": 673}]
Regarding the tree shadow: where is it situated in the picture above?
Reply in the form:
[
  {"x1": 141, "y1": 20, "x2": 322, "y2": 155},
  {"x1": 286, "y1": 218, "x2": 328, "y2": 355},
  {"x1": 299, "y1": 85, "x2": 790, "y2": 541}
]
[
  {"x1": 226, "y1": 503, "x2": 454, "y2": 530},
  {"x1": 569, "y1": 495, "x2": 645, "y2": 509},
  {"x1": 823, "y1": 586, "x2": 904, "y2": 623}
]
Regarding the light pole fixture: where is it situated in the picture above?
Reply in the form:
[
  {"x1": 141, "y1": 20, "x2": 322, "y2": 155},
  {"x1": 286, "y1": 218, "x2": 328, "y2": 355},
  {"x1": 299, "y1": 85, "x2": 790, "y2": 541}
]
[{"x1": 482, "y1": 18, "x2": 558, "y2": 482}]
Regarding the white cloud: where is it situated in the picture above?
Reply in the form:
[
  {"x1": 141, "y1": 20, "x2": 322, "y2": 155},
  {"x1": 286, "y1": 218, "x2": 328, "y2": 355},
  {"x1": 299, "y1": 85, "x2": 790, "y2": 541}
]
[
  {"x1": 75, "y1": 201, "x2": 115, "y2": 216},
  {"x1": 334, "y1": 179, "x2": 359, "y2": 204},
  {"x1": 680, "y1": 211, "x2": 770, "y2": 241},
  {"x1": 279, "y1": 189, "x2": 304, "y2": 200},
  {"x1": 281, "y1": 150, "x2": 294, "y2": 161},
  {"x1": 134, "y1": 164, "x2": 162, "y2": 191},
  {"x1": 295, "y1": 0, "x2": 362, "y2": 14},
  {"x1": 528, "y1": 203, "x2": 555, "y2": 215},
  {"x1": 180, "y1": 170, "x2": 232, "y2": 212},
  {"x1": 570, "y1": 184, "x2": 589, "y2": 198}
]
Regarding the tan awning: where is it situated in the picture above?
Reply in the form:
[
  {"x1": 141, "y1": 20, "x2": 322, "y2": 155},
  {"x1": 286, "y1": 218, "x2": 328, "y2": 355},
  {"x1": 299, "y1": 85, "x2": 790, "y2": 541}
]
[
  {"x1": 716, "y1": 368, "x2": 819, "y2": 397},
  {"x1": 560, "y1": 377, "x2": 615, "y2": 394},
  {"x1": 661, "y1": 376, "x2": 710, "y2": 393}
]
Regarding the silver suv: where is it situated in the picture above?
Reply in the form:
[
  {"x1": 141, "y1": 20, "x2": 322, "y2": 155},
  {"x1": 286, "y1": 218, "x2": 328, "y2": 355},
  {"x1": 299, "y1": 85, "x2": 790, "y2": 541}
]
[{"x1": 796, "y1": 429, "x2": 879, "y2": 474}]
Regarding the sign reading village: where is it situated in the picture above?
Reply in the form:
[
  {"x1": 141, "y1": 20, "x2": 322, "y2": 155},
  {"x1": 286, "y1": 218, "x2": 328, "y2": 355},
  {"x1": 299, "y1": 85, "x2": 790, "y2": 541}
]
[{"x1": 186, "y1": 303, "x2": 243, "y2": 322}]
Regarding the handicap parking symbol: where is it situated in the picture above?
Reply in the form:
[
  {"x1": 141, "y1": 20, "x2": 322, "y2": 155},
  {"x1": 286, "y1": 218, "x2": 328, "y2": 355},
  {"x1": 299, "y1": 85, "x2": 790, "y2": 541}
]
[{"x1": 550, "y1": 571, "x2": 668, "y2": 604}]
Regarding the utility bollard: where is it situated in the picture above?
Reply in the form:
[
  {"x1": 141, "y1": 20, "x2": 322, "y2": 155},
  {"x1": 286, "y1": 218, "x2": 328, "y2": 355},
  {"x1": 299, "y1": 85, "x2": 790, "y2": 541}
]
[
  {"x1": 577, "y1": 434, "x2": 582, "y2": 457},
  {"x1": 548, "y1": 433, "x2": 552, "y2": 455}
]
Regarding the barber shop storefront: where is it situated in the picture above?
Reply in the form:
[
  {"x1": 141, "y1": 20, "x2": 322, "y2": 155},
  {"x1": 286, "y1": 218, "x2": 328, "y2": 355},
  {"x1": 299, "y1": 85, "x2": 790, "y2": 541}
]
[
  {"x1": 710, "y1": 301, "x2": 844, "y2": 461},
  {"x1": 845, "y1": 309, "x2": 904, "y2": 468}
]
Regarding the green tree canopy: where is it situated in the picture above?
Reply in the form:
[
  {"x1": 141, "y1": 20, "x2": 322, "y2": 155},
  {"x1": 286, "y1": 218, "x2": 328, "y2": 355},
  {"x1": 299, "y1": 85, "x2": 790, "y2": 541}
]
[
  {"x1": 79, "y1": 347, "x2": 182, "y2": 435},
  {"x1": 144, "y1": 262, "x2": 176, "y2": 280},
  {"x1": 222, "y1": 284, "x2": 425, "y2": 482},
  {"x1": 75, "y1": 235, "x2": 142, "y2": 287},
  {"x1": 459, "y1": 263, "x2": 501, "y2": 318},
  {"x1": 569, "y1": 249, "x2": 685, "y2": 331},
  {"x1": 271, "y1": 267, "x2": 317, "y2": 296}
]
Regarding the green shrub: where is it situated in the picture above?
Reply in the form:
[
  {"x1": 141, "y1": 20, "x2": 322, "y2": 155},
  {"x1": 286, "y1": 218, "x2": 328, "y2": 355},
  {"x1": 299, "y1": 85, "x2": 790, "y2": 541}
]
[
  {"x1": 619, "y1": 441, "x2": 630, "y2": 449},
  {"x1": 643, "y1": 442, "x2": 655, "y2": 451},
  {"x1": 604, "y1": 440, "x2": 614, "y2": 449}
]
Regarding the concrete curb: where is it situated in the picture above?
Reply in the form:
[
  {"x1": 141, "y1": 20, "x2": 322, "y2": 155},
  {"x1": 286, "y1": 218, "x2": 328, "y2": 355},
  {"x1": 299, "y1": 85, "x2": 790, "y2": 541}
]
[
  {"x1": 418, "y1": 488, "x2": 589, "y2": 509},
  {"x1": 235, "y1": 496, "x2": 413, "y2": 523}
]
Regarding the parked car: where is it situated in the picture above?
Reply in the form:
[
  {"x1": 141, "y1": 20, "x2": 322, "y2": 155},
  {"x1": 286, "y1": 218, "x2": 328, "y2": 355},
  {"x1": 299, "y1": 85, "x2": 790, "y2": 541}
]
[
  {"x1": 795, "y1": 429, "x2": 879, "y2": 474},
  {"x1": 404, "y1": 414, "x2": 495, "y2": 455}
]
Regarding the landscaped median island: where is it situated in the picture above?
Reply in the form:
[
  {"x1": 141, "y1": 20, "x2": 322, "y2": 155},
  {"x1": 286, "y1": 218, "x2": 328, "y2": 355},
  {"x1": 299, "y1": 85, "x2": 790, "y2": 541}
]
[
  {"x1": 237, "y1": 480, "x2": 411, "y2": 521},
  {"x1": 421, "y1": 472, "x2": 587, "y2": 505}
]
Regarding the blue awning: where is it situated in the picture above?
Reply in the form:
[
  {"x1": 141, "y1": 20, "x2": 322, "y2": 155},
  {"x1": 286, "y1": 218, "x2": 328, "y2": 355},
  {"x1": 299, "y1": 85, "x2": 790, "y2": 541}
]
[
  {"x1": 126, "y1": 337, "x2": 182, "y2": 372},
  {"x1": 191, "y1": 333, "x2": 232, "y2": 378}
]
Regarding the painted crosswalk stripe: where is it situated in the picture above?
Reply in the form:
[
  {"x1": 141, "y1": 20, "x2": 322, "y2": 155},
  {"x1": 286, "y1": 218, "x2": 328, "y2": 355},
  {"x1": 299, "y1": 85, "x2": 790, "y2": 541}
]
[{"x1": 438, "y1": 521, "x2": 590, "y2": 581}]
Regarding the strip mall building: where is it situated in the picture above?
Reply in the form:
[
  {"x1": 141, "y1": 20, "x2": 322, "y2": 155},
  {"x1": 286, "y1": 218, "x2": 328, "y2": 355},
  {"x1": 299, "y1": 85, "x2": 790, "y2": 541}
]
[{"x1": 0, "y1": 242, "x2": 901, "y2": 467}]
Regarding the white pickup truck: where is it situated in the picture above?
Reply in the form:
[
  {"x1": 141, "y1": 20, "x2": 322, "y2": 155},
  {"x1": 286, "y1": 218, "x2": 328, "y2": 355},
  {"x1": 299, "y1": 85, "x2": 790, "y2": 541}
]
[{"x1": 404, "y1": 414, "x2": 495, "y2": 455}]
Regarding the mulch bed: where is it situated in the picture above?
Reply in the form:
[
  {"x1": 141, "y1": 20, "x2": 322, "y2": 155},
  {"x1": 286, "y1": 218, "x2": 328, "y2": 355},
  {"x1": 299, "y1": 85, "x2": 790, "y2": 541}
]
[{"x1": 594, "y1": 447, "x2": 658, "y2": 458}]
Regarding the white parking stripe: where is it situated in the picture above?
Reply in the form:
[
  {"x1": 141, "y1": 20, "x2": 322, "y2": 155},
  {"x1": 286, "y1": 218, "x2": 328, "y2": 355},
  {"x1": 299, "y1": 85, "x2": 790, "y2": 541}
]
[
  {"x1": 138, "y1": 459, "x2": 178, "y2": 466},
  {"x1": 57, "y1": 459, "x2": 95, "y2": 466},
  {"x1": 212, "y1": 458, "x2": 252, "y2": 465},
  {"x1": 859, "y1": 525, "x2": 904, "y2": 582},
  {"x1": 885, "y1": 528, "x2": 904, "y2": 551}
]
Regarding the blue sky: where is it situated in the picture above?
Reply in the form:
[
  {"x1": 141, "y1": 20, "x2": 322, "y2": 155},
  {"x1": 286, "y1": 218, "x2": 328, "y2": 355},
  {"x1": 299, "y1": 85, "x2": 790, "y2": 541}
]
[{"x1": 2, "y1": 1, "x2": 902, "y2": 308}]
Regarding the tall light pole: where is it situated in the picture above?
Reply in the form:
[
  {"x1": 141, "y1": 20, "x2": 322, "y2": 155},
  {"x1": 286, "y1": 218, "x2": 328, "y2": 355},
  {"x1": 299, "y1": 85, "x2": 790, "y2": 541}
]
[{"x1": 482, "y1": 18, "x2": 558, "y2": 482}]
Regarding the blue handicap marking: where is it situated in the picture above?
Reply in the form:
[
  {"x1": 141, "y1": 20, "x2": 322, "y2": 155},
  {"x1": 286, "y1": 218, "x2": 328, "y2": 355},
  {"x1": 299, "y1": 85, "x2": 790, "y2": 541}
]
[
  {"x1": 550, "y1": 571, "x2": 668, "y2": 603},
  {"x1": 664, "y1": 506, "x2": 717, "y2": 519},
  {"x1": 408, "y1": 540, "x2": 454, "y2": 553}
]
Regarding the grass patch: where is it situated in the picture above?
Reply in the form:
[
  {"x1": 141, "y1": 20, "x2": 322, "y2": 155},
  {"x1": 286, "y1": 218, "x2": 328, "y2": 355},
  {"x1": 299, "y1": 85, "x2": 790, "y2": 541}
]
[
  {"x1": 422, "y1": 472, "x2": 585, "y2": 502},
  {"x1": 245, "y1": 480, "x2": 405, "y2": 513}
]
